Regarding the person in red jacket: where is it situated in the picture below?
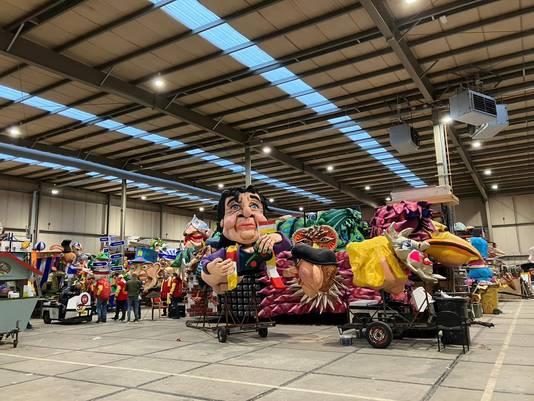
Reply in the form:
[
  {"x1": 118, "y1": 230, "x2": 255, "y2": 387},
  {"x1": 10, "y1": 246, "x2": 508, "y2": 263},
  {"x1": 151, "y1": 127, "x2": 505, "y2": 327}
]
[
  {"x1": 160, "y1": 268, "x2": 172, "y2": 317},
  {"x1": 167, "y1": 272, "x2": 183, "y2": 319},
  {"x1": 95, "y1": 276, "x2": 111, "y2": 323},
  {"x1": 112, "y1": 273, "x2": 128, "y2": 321}
]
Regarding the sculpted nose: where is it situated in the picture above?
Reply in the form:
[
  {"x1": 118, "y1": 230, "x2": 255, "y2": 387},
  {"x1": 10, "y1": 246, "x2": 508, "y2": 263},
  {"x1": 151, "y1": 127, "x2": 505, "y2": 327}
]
[{"x1": 242, "y1": 205, "x2": 253, "y2": 217}]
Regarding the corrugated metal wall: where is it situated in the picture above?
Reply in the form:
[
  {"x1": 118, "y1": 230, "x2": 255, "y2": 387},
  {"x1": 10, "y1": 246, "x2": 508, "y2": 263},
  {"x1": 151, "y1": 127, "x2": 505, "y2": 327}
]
[
  {"x1": 455, "y1": 195, "x2": 534, "y2": 255},
  {"x1": 0, "y1": 188, "x2": 214, "y2": 254},
  {"x1": 3, "y1": 186, "x2": 532, "y2": 256}
]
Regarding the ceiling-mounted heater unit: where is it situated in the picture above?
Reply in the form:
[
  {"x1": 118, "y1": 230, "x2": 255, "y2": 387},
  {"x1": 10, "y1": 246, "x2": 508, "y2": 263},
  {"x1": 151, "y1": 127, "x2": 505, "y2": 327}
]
[
  {"x1": 389, "y1": 123, "x2": 420, "y2": 155},
  {"x1": 472, "y1": 104, "x2": 509, "y2": 139},
  {"x1": 450, "y1": 89, "x2": 497, "y2": 125}
]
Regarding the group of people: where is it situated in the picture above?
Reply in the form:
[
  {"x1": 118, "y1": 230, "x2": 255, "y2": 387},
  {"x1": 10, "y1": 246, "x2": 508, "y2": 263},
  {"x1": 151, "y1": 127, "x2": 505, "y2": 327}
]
[
  {"x1": 93, "y1": 272, "x2": 142, "y2": 323},
  {"x1": 92, "y1": 270, "x2": 184, "y2": 323}
]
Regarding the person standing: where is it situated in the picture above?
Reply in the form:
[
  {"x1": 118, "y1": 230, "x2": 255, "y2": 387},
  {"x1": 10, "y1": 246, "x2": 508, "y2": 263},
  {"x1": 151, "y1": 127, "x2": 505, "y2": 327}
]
[
  {"x1": 167, "y1": 272, "x2": 183, "y2": 319},
  {"x1": 126, "y1": 273, "x2": 142, "y2": 322},
  {"x1": 112, "y1": 273, "x2": 128, "y2": 321},
  {"x1": 160, "y1": 268, "x2": 172, "y2": 317},
  {"x1": 95, "y1": 276, "x2": 111, "y2": 323}
]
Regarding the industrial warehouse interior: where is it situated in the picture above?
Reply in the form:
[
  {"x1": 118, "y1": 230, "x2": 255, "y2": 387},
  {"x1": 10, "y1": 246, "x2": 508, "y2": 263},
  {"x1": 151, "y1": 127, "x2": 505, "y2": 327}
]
[{"x1": 1, "y1": 1, "x2": 534, "y2": 400}]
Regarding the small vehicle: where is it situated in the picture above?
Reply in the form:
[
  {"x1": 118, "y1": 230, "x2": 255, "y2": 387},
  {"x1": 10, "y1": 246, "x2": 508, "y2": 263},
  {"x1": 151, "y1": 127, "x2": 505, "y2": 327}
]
[
  {"x1": 338, "y1": 288, "x2": 434, "y2": 348},
  {"x1": 42, "y1": 287, "x2": 93, "y2": 324}
]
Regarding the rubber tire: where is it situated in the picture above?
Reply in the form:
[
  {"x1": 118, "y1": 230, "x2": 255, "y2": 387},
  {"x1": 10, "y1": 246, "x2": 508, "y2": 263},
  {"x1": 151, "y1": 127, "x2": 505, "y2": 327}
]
[
  {"x1": 43, "y1": 311, "x2": 52, "y2": 324},
  {"x1": 258, "y1": 327, "x2": 268, "y2": 338},
  {"x1": 366, "y1": 321, "x2": 393, "y2": 349},
  {"x1": 217, "y1": 328, "x2": 228, "y2": 343}
]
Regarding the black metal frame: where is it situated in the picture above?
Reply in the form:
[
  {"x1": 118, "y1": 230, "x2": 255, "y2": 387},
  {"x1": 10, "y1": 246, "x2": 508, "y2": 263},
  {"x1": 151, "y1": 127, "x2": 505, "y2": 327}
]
[{"x1": 185, "y1": 274, "x2": 275, "y2": 343}]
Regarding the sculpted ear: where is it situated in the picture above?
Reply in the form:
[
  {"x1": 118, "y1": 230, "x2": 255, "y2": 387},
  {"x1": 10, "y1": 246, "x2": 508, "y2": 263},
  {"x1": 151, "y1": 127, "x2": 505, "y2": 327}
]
[{"x1": 399, "y1": 228, "x2": 413, "y2": 238}]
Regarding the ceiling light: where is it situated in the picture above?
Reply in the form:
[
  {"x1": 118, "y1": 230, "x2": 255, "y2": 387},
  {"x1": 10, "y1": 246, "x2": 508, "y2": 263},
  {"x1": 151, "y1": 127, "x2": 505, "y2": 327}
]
[
  {"x1": 298, "y1": 207, "x2": 304, "y2": 211},
  {"x1": 152, "y1": 76, "x2": 165, "y2": 89},
  {"x1": 472, "y1": 141, "x2": 481, "y2": 148},
  {"x1": 385, "y1": 196, "x2": 391, "y2": 202},
  {"x1": 491, "y1": 184, "x2": 498, "y2": 190},
  {"x1": 262, "y1": 146, "x2": 271, "y2": 154},
  {"x1": 268, "y1": 198, "x2": 274, "y2": 203},
  {"x1": 326, "y1": 165, "x2": 334, "y2": 172},
  {"x1": 405, "y1": 0, "x2": 417, "y2": 4},
  {"x1": 365, "y1": 185, "x2": 371, "y2": 191},
  {"x1": 483, "y1": 169, "x2": 492, "y2": 176},
  {"x1": 7, "y1": 126, "x2": 21, "y2": 137},
  {"x1": 217, "y1": 183, "x2": 224, "y2": 189},
  {"x1": 441, "y1": 115, "x2": 452, "y2": 124},
  {"x1": 141, "y1": 195, "x2": 147, "y2": 200},
  {"x1": 199, "y1": 207, "x2": 205, "y2": 212},
  {"x1": 51, "y1": 188, "x2": 59, "y2": 195}
]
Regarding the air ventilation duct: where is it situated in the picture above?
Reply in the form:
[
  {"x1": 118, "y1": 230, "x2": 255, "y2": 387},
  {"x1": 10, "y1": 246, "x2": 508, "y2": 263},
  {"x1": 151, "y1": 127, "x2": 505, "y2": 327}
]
[
  {"x1": 389, "y1": 124, "x2": 420, "y2": 155},
  {"x1": 472, "y1": 104, "x2": 509, "y2": 139},
  {"x1": 450, "y1": 89, "x2": 497, "y2": 125}
]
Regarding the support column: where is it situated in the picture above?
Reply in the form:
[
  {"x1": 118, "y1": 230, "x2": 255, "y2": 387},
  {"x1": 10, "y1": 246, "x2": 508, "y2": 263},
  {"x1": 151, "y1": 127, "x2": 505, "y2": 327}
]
[
  {"x1": 432, "y1": 110, "x2": 450, "y2": 187},
  {"x1": 432, "y1": 110, "x2": 454, "y2": 229},
  {"x1": 28, "y1": 189, "x2": 40, "y2": 243},
  {"x1": 159, "y1": 204, "x2": 164, "y2": 238},
  {"x1": 105, "y1": 194, "x2": 111, "y2": 236},
  {"x1": 120, "y1": 179, "x2": 127, "y2": 241},
  {"x1": 244, "y1": 144, "x2": 251, "y2": 187},
  {"x1": 484, "y1": 200, "x2": 494, "y2": 241}
]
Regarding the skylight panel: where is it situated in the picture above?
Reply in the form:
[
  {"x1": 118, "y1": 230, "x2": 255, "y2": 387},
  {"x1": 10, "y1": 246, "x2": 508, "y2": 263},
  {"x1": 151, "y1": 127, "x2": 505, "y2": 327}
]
[
  {"x1": 260, "y1": 67, "x2": 295, "y2": 83},
  {"x1": 117, "y1": 126, "x2": 146, "y2": 138},
  {"x1": 96, "y1": 120, "x2": 124, "y2": 130},
  {"x1": 160, "y1": 0, "x2": 219, "y2": 29},
  {"x1": 187, "y1": 148, "x2": 205, "y2": 156},
  {"x1": 201, "y1": 24, "x2": 249, "y2": 51},
  {"x1": 58, "y1": 108, "x2": 97, "y2": 121},
  {"x1": 153, "y1": 1, "x2": 427, "y2": 190},
  {"x1": 13, "y1": 157, "x2": 38, "y2": 164},
  {"x1": 277, "y1": 80, "x2": 314, "y2": 96},
  {"x1": 22, "y1": 97, "x2": 64, "y2": 113},
  {"x1": 141, "y1": 134, "x2": 169, "y2": 144},
  {"x1": 165, "y1": 140, "x2": 185, "y2": 149},
  {"x1": 0, "y1": 85, "x2": 25, "y2": 101}
]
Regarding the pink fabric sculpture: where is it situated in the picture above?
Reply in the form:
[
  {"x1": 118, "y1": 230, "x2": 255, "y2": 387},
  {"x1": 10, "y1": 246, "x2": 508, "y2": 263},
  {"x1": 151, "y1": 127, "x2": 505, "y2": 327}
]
[{"x1": 370, "y1": 201, "x2": 435, "y2": 241}]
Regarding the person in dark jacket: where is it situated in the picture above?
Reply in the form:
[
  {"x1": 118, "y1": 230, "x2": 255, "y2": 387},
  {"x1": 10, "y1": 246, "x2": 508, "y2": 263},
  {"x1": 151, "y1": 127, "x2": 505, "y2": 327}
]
[{"x1": 126, "y1": 273, "x2": 142, "y2": 322}]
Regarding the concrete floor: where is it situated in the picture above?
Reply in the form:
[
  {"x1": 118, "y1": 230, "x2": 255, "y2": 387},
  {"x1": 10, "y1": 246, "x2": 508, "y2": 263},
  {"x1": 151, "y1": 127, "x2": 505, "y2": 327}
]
[{"x1": 0, "y1": 299, "x2": 532, "y2": 401}]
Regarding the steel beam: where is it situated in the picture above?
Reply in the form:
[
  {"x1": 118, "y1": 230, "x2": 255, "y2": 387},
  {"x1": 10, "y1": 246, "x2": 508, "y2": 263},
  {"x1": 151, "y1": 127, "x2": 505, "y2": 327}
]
[
  {"x1": 361, "y1": 0, "x2": 434, "y2": 101},
  {"x1": 244, "y1": 145, "x2": 251, "y2": 187},
  {"x1": 0, "y1": 138, "x2": 300, "y2": 215},
  {"x1": 447, "y1": 124, "x2": 489, "y2": 201},
  {"x1": 4, "y1": 0, "x2": 85, "y2": 34},
  {"x1": 120, "y1": 179, "x2": 127, "y2": 241}
]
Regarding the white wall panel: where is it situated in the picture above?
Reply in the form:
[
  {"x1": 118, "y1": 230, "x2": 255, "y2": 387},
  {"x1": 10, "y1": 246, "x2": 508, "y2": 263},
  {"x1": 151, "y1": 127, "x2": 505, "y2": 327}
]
[
  {"x1": 489, "y1": 196, "x2": 516, "y2": 226},
  {"x1": 455, "y1": 197, "x2": 484, "y2": 226},
  {"x1": 38, "y1": 233, "x2": 101, "y2": 255},
  {"x1": 0, "y1": 190, "x2": 31, "y2": 229},
  {"x1": 39, "y1": 196, "x2": 105, "y2": 234},
  {"x1": 513, "y1": 194, "x2": 534, "y2": 224},
  {"x1": 492, "y1": 227, "x2": 520, "y2": 255},
  {"x1": 162, "y1": 212, "x2": 189, "y2": 241},
  {"x1": 516, "y1": 226, "x2": 534, "y2": 254},
  {"x1": 109, "y1": 206, "x2": 159, "y2": 238}
]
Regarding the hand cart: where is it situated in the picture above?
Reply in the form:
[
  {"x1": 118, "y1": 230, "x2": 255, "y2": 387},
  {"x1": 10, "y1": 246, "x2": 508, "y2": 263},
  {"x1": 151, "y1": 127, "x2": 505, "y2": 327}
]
[
  {"x1": 0, "y1": 252, "x2": 42, "y2": 348},
  {"x1": 186, "y1": 274, "x2": 275, "y2": 342},
  {"x1": 0, "y1": 321, "x2": 19, "y2": 348}
]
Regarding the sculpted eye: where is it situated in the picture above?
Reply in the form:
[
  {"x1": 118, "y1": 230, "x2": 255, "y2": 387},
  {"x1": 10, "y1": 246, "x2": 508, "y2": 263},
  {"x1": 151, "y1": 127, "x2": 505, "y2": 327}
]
[
  {"x1": 402, "y1": 240, "x2": 413, "y2": 249},
  {"x1": 230, "y1": 203, "x2": 240, "y2": 211},
  {"x1": 250, "y1": 202, "x2": 260, "y2": 210}
]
